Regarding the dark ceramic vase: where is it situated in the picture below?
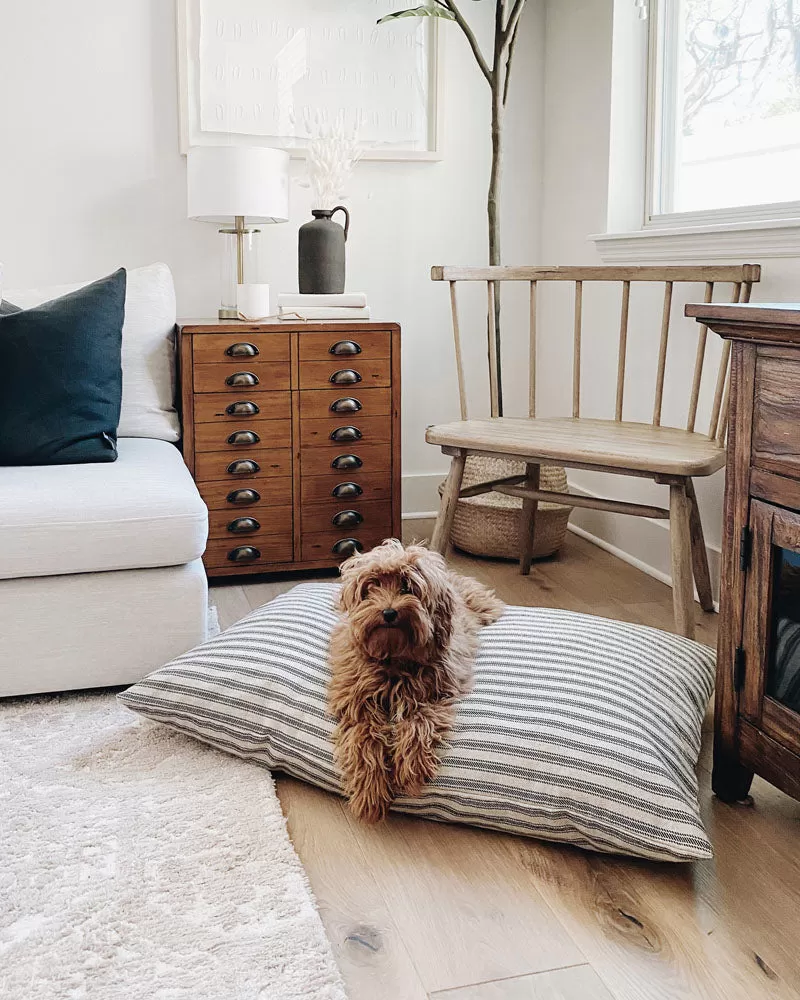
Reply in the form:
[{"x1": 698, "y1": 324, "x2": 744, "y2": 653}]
[{"x1": 298, "y1": 205, "x2": 350, "y2": 294}]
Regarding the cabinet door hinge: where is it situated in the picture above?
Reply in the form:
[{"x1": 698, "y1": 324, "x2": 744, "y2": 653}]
[
  {"x1": 734, "y1": 646, "x2": 746, "y2": 691},
  {"x1": 739, "y1": 526, "x2": 752, "y2": 573}
]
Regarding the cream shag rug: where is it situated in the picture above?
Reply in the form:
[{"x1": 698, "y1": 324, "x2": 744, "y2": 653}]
[{"x1": 0, "y1": 692, "x2": 347, "y2": 1000}]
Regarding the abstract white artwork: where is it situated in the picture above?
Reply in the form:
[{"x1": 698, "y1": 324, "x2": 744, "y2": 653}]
[{"x1": 178, "y1": 0, "x2": 441, "y2": 159}]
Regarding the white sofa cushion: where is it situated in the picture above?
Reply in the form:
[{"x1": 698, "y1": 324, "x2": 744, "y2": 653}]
[
  {"x1": 6, "y1": 263, "x2": 180, "y2": 442},
  {"x1": 0, "y1": 438, "x2": 208, "y2": 579}
]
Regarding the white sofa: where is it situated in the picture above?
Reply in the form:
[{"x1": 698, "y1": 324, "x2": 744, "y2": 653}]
[{"x1": 0, "y1": 263, "x2": 209, "y2": 697}]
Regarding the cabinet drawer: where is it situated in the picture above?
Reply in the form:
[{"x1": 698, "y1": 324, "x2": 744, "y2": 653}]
[
  {"x1": 298, "y1": 358, "x2": 391, "y2": 390},
  {"x1": 303, "y1": 499, "x2": 392, "y2": 535},
  {"x1": 198, "y1": 477, "x2": 292, "y2": 510},
  {"x1": 301, "y1": 472, "x2": 393, "y2": 505},
  {"x1": 193, "y1": 333, "x2": 290, "y2": 365},
  {"x1": 194, "y1": 362, "x2": 291, "y2": 393},
  {"x1": 194, "y1": 392, "x2": 291, "y2": 423},
  {"x1": 301, "y1": 415, "x2": 391, "y2": 449},
  {"x1": 298, "y1": 331, "x2": 391, "y2": 361},
  {"x1": 753, "y1": 352, "x2": 800, "y2": 479},
  {"x1": 299, "y1": 387, "x2": 391, "y2": 420},
  {"x1": 300, "y1": 443, "x2": 391, "y2": 478},
  {"x1": 195, "y1": 448, "x2": 291, "y2": 482},
  {"x1": 208, "y1": 506, "x2": 293, "y2": 541},
  {"x1": 301, "y1": 527, "x2": 389, "y2": 563},
  {"x1": 204, "y1": 537, "x2": 293, "y2": 572},
  {"x1": 195, "y1": 418, "x2": 291, "y2": 453}
]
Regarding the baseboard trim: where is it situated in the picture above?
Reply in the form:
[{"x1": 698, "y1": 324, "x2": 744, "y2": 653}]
[
  {"x1": 402, "y1": 511, "x2": 438, "y2": 521},
  {"x1": 568, "y1": 522, "x2": 720, "y2": 613}
]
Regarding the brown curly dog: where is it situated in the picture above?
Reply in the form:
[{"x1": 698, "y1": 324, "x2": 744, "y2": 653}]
[{"x1": 328, "y1": 538, "x2": 504, "y2": 823}]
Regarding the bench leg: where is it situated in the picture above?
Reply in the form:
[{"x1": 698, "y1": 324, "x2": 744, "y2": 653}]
[
  {"x1": 685, "y1": 478, "x2": 715, "y2": 612},
  {"x1": 669, "y1": 483, "x2": 696, "y2": 640},
  {"x1": 519, "y1": 463, "x2": 541, "y2": 576},
  {"x1": 431, "y1": 452, "x2": 466, "y2": 556}
]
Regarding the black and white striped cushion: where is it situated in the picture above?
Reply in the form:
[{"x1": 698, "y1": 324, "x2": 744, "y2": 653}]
[{"x1": 119, "y1": 583, "x2": 714, "y2": 861}]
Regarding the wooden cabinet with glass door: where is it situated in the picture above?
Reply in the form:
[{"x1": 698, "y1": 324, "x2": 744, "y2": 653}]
[{"x1": 686, "y1": 302, "x2": 800, "y2": 803}]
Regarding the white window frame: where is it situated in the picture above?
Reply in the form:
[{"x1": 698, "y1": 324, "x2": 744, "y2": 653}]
[{"x1": 592, "y1": 0, "x2": 800, "y2": 262}]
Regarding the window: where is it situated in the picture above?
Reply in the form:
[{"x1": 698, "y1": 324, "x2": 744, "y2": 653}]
[{"x1": 649, "y1": 0, "x2": 800, "y2": 222}]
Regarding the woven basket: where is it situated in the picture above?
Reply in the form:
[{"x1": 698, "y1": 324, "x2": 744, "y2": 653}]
[{"x1": 440, "y1": 456, "x2": 572, "y2": 561}]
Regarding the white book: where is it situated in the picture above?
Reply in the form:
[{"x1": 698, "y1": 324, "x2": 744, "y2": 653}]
[
  {"x1": 279, "y1": 306, "x2": 371, "y2": 320},
  {"x1": 277, "y1": 292, "x2": 368, "y2": 309}
]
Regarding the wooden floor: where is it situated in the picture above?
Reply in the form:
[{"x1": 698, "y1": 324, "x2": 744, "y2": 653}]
[{"x1": 210, "y1": 525, "x2": 800, "y2": 1000}]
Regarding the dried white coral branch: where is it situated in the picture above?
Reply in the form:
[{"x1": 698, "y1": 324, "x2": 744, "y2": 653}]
[{"x1": 299, "y1": 115, "x2": 363, "y2": 210}]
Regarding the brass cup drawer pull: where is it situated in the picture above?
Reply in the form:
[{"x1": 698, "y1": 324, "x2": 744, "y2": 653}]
[
  {"x1": 227, "y1": 430, "x2": 261, "y2": 446},
  {"x1": 225, "y1": 342, "x2": 260, "y2": 357},
  {"x1": 330, "y1": 426, "x2": 362, "y2": 443},
  {"x1": 226, "y1": 488, "x2": 260, "y2": 505},
  {"x1": 227, "y1": 545, "x2": 261, "y2": 563},
  {"x1": 226, "y1": 400, "x2": 260, "y2": 417},
  {"x1": 227, "y1": 516, "x2": 261, "y2": 534},
  {"x1": 329, "y1": 340, "x2": 362, "y2": 356},
  {"x1": 329, "y1": 369, "x2": 362, "y2": 385},
  {"x1": 331, "y1": 454, "x2": 363, "y2": 471},
  {"x1": 227, "y1": 459, "x2": 260, "y2": 475},
  {"x1": 226, "y1": 371, "x2": 260, "y2": 387},
  {"x1": 332, "y1": 509, "x2": 364, "y2": 528},
  {"x1": 330, "y1": 397, "x2": 362, "y2": 414},
  {"x1": 332, "y1": 482, "x2": 363, "y2": 499},
  {"x1": 332, "y1": 538, "x2": 364, "y2": 558}
]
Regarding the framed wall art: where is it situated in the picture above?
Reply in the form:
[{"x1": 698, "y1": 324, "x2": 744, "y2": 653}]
[{"x1": 177, "y1": 0, "x2": 443, "y2": 160}]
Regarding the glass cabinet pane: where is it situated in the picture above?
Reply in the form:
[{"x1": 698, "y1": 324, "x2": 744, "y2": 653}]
[{"x1": 767, "y1": 547, "x2": 800, "y2": 714}]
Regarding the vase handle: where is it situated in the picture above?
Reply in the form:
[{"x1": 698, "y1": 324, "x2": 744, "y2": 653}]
[{"x1": 331, "y1": 205, "x2": 350, "y2": 242}]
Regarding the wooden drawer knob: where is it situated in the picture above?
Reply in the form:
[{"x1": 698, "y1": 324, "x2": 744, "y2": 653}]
[
  {"x1": 332, "y1": 510, "x2": 364, "y2": 528},
  {"x1": 226, "y1": 400, "x2": 260, "y2": 416},
  {"x1": 329, "y1": 340, "x2": 362, "y2": 356},
  {"x1": 226, "y1": 488, "x2": 260, "y2": 505},
  {"x1": 330, "y1": 397, "x2": 362, "y2": 414},
  {"x1": 225, "y1": 342, "x2": 260, "y2": 357},
  {"x1": 227, "y1": 545, "x2": 261, "y2": 563},
  {"x1": 332, "y1": 538, "x2": 364, "y2": 558},
  {"x1": 227, "y1": 430, "x2": 260, "y2": 446},
  {"x1": 332, "y1": 482, "x2": 363, "y2": 499},
  {"x1": 330, "y1": 426, "x2": 362, "y2": 443},
  {"x1": 227, "y1": 516, "x2": 260, "y2": 534},
  {"x1": 227, "y1": 459, "x2": 260, "y2": 475},
  {"x1": 331, "y1": 454, "x2": 363, "y2": 471},
  {"x1": 226, "y1": 371, "x2": 260, "y2": 387},
  {"x1": 329, "y1": 369, "x2": 362, "y2": 385}
]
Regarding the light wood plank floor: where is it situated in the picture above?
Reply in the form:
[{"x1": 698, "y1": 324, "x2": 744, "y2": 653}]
[{"x1": 210, "y1": 525, "x2": 800, "y2": 1000}]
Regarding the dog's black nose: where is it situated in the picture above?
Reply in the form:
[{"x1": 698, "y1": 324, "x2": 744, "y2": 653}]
[{"x1": 382, "y1": 608, "x2": 399, "y2": 624}]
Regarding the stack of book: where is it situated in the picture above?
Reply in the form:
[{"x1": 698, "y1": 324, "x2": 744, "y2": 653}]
[{"x1": 277, "y1": 293, "x2": 370, "y2": 321}]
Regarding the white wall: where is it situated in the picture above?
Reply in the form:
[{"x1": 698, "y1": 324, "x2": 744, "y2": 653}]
[
  {"x1": 539, "y1": 0, "x2": 800, "y2": 598},
  {"x1": 0, "y1": 0, "x2": 544, "y2": 514}
]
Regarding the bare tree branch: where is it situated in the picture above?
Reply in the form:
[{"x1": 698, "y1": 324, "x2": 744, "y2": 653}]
[
  {"x1": 503, "y1": 0, "x2": 526, "y2": 43},
  {"x1": 442, "y1": 0, "x2": 494, "y2": 83},
  {"x1": 502, "y1": 15, "x2": 521, "y2": 105}
]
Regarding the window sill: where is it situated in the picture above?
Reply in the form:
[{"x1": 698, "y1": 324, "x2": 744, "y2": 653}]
[{"x1": 590, "y1": 217, "x2": 800, "y2": 263}]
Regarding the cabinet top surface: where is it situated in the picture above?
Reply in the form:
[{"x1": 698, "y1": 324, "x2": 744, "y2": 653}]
[
  {"x1": 685, "y1": 302, "x2": 800, "y2": 328},
  {"x1": 179, "y1": 319, "x2": 400, "y2": 334}
]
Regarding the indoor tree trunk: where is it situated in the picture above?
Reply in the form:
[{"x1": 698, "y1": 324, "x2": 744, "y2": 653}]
[{"x1": 489, "y1": 82, "x2": 504, "y2": 414}]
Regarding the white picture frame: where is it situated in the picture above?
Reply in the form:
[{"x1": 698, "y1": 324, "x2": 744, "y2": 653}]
[{"x1": 177, "y1": 0, "x2": 443, "y2": 161}]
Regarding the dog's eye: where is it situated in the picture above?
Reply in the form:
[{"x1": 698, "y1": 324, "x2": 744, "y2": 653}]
[{"x1": 399, "y1": 579, "x2": 411, "y2": 594}]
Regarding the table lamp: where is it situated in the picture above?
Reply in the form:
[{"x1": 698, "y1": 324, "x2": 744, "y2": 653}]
[{"x1": 187, "y1": 146, "x2": 290, "y2": 320}]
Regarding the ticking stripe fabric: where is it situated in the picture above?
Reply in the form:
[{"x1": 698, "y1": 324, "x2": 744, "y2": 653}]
[{"x1": 119, "y1": 583, "x2": 715, "y2": 861}]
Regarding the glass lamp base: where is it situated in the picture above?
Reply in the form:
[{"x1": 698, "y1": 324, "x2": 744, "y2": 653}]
[{"x1": 218, "y1": 306, "x2": 239, "y2": 320}]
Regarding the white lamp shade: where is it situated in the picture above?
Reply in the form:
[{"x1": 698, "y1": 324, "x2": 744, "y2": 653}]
[{"x1": 187, "y1": 146, "x2": 290, "y2": 225}]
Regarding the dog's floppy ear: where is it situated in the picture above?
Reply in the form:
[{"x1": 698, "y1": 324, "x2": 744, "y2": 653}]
[
  {"x1": 337, "y1": 549, "x2": 366, "y2": 611},
  {"x1": 413, "y1": 548, "x2": 455, "y2": 651}
]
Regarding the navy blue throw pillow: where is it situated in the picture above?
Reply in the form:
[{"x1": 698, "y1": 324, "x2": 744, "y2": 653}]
[{"x1": 0, "y1": 269, "x2": 126, "y2": 465}]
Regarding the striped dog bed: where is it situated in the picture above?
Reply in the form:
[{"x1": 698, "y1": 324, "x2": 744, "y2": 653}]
[{"x1": 119, "y1": 583, "x2": 715, "y2": 861}]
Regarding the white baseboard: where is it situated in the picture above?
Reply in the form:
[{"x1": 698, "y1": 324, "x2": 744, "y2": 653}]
[
  {"x1": 402, "y1": 472, "x2": 444, "y2": 517},
  {"x1": 566, "y1": 482, "x2": 721, "y2": 611}
]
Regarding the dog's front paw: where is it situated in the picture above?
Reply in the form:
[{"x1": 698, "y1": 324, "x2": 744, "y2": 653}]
[
  {"x1": 392, "y1": 719, "x2": 441, "y2": 798},
  {"x1": 346, "y1": 784, "x2": 392, "y2": 824}
]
